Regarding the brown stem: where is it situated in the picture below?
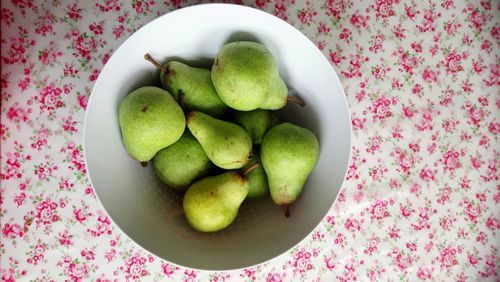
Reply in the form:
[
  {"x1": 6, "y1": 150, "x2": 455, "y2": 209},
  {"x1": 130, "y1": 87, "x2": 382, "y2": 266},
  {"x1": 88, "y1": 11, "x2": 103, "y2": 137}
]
[
  {"x1": 283, "y1": 204, "x2": 290, "y2": 218},
  {"x1": 140, "y1": 161, "x2": 148, "y2": 167},
  {"x1": 287, "y1": 96, "x2": 306, "y2": 107},
  {"x1": 242, "y1": 162, "x2": 260, "y2": 176},
  {"x1": 144, "y1": 53, "x2": 169, "y2": 74}
]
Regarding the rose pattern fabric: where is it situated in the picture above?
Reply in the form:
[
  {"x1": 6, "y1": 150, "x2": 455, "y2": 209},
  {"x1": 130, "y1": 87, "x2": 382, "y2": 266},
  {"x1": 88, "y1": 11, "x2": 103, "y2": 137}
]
[{"x1": 1, "y1": 0, "x2": 499, "y2": 281}]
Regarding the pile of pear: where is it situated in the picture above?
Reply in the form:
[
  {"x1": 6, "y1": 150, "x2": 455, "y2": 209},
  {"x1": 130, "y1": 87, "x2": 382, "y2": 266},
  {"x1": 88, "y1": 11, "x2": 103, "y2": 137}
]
[{"x1": 119, "y1": 41, "x2": 319, "y2": 232}]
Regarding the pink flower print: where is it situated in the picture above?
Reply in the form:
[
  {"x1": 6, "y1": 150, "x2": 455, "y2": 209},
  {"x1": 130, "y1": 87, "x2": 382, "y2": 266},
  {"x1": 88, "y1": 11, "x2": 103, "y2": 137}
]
[
  {"x1": 121, "y1": 254, "x2": 148, "y2": 280},
  {"x1": 416, "y1": 266, "x2": 433, "y2": 280},
  {"x1": 89, "y1": 22, "x2": 104, "y2": 35},
  {"x1": 422, "y1": 67, "x2": 439, "y2": 83},
  {"x1": 63, "y1": 63, "x2": 80, "y2": 78},
  {"x1": 6, "y1": 103, "x2": 31, "y2": 125},
  {"x1": 35, "y1": 13, "x2": 56, "y2": 36},
  {"x1": 344, "y1": 217, "x2": 361, "y2": 232},
  {"x1": 374, "y1": 0, "x2": 397, "y2": 19},
  {"x1": 443, "y1": 51, "x2": 463, "y2": 74},
  {"x1": 184, "y1": 269, "x2": 197, "y2": 282},
  {"x1": 467, "y1": 106, "x2": 484, "y2": 127},
  {"x1": 162, "y1": 262, "x2": 178, "y2": 276},
  {"x1": 350, "y1": 11, "x2": 367, "y2": 28},
  {"x1": 35, "y1": 198, "x2": 59, "y2": 225},
  {"x1": 87, "y1": 210, "x2": 112, "y2": 237},
  {"x1": 439, "y1": 247, "x2": 458, "y2": 269},
  {"x1": 66, "y1": 262, "x2": 90, "y2": 281},
  {"x1": 371, "y1": 96, "x2": 392, "y2": 121},
  {"x1": 63, "y1": 116, "x2": 78, "y2": 133},
  {"x1": 290, "y1": 249, "x2": 314, "y2": 274},
  {"x1": 442, "y1": 149, "x2": 461, "y2": 173},
  {"x1": 95, "y1": 0, "x2": 121, "y2": 12},
  {"x1": 112, "y1": 25, "x2": 125, "y2": 39},
  {"x1": 324, "y1": 257, "x2": 335, "y2": 270},
  {"x1": 266, "y1": 272, "x2": 283, "y2": 282},
  {"x1": 369, "y1": 199, "x2": 389, "y2": 220},
  {"x1": 369, "y1": 34, "x2": 385, "y2": 53},
  {"x1": 392, "y1": 250, "x2": 413, "y2": 271},
  {"x1": 27, "y1": 242, "x2": 46, "y2": 265},
  {"x1": 255, "y1": 0, "x2": 270, "y2": 9},
  {"x1": 31, "y1": 127, "x2": 49, "y2": 151},
  {"x1": 484, "y1": 220, "x2": 500, "y2": 241},
  {"x1": 1, "y1": 8, "x2": 14, "y2": 26},
  {"x1": 364, "y1": 237, "x2": 379, "y2": 255},
  {"x1": 339, "y1": 28, "x2": 352, "y2": 43},
  {"x1": 81, "y1": 249, "x2": 95, "y2": 261},
  {"x1": 89, "y1": 68, "x2": 100, "y2": 81},
  {"x1": 325, "y1": 0, "x2": 346, "y2": 20},
  {"x1": 58, "y1": 230, "x2": 74, "y2": 246},
  {"x1": 2, "y1": 223, "x2": 23, "y2": 238},
  {"x1": 73, "y1": 33, "x2": 98, "y2": 60},
  {"x1": 297, "y1": 8, "x2": 317, "y2": 25},
  {"x1": 467, "y1": 6, "x2": 488, "y2": 31},
  {"x1": 34, "y1": 162, "x2": 57, "y2": 181},
  {"x1": 38, "y1": 45, "x2": 62, "y2": 65},
  {"x1": 77, "y1": 94, "x2": 88, "y2": 109},
  {"x1": 66, "y1": 2, "x2": 82, "y2": 20},
  {"x1": 464, "y1": 201, "x2": 482, "y2": 223},
  {"x1": 35, "y1": 83, "x2": 64, "y2": 113},
  {"x1": 74, "y1": 209, "x2": 87, "y2": 223}
]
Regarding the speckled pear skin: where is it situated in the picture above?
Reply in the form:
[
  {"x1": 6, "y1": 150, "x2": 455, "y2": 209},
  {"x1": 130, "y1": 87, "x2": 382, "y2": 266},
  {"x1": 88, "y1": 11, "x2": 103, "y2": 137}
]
[
  {"x1": 233, "y1": 109, "x2": 278, "y2": 145},
  {"x1": 160, "y1": 61, "x2": 229, "y2": 117},
  {"x1": 118, "y1": 86, "x2": 185, "y2": 162},
  {"x1": 243, "y1": 149, "x2": 269, "y2": 199},
  {"x1": 258, "y1": 74, "x2": 288, "y2": 110},
  {"x1": 211, "y1": 41, "x2": 287, "y2": 111},
  {"x1": 187, "y1": 111, "x2": 252, "y2": 170},
  {"x1": 261, "y1": 123, "x2": 320, "y2": 206},
  {"x1": 152, "y1": 132, "x2": 212, "y2": 190},
  {"x1": 183, "y1": 172, "x2": 249, "y2": 232}
]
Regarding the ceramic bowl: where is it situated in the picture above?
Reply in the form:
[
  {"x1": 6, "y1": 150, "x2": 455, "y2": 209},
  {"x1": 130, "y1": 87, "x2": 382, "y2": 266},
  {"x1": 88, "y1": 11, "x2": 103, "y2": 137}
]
[{"x1": 84, "y1": 3, "x2": 351, "y2": 271}]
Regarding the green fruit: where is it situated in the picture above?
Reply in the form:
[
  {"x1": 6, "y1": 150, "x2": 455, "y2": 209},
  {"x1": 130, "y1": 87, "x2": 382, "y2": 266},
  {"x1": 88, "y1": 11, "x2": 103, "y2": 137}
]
[
  {"x1": 243, "y1": 149, "x2": 269, "y2": 199},
  {"x1": 211, "y1": 41, "x2": 287, "y2": 111},
  {"x1": 233, "y1": 109, "x2": 278, "y2": 145},
  {"x1": 161, "y1": 61, "x2": 229, "y2": 117},
  {"x1": 187, "y1": 111, "x2": 251, "y2": 170},
  {"x1": 119, "y1": 86, "x2": 185, "y2": 162},
  {"x1": 183, "y1": 172, "x2": 249, "y2": 232},
  {"x1": 152, "y1": 132, "x2": 212, "y2": 190},
  {"x1": 260, "y1": 123, "x2": 319, "y2": 216}
]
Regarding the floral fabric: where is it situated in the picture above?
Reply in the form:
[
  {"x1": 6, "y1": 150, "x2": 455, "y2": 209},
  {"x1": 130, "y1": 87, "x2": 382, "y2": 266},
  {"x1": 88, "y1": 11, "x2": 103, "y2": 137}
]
[{"x1": 1, "y1": 0, "x2": 499, "y2": 281}]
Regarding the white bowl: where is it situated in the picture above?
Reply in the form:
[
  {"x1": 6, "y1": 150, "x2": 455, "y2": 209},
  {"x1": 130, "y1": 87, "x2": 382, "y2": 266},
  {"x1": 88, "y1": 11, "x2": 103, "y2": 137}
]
[{"x1": 84, "y1": 3, "x2": 351, "y2": 271}]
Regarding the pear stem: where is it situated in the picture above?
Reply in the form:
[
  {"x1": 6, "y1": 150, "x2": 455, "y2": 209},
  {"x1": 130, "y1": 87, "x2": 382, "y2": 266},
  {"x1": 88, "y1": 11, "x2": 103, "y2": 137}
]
[
  {"x1": 242, "y1": 162, "x2": 260, "y2": 176},
  {"x1": 140, "y1": 161, "x2": 148, "y2": 167},
  {"x1": 144, "y1": 53, "x2": 169, "y2": 74},
  {"x1": 283, "y1": 204, "x2": 290, "y2": 217},
  {"x1": 287, "y1": 96, "x2": 306, "y2": 107}
]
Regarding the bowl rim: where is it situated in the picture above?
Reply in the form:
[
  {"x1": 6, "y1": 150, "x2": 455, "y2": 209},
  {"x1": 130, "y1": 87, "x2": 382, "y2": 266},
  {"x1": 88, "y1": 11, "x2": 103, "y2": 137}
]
[{"x1": 83, "y1": 3, "x2": 352, "y2": 272}]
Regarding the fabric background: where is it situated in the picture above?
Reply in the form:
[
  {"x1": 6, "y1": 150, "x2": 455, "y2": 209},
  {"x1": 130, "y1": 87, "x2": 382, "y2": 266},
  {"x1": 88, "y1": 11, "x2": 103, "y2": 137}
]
[{"x1": 1, "y1": 0, "x2": 499, "y2": 281}]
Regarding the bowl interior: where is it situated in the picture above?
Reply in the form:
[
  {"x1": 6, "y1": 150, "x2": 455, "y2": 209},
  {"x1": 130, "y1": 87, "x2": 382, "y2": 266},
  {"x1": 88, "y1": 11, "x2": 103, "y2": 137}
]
[{"x1": 84, "y1": 4, "x2": 351, "y2": 271}]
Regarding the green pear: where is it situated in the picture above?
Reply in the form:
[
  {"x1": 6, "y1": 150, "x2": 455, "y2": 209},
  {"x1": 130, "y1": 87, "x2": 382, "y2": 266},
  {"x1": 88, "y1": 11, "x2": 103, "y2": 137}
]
[
  {"x1": 233, "y1": 109, "x2": 278, "y2": 145},
  {"x1": 119, "y1": 86, "x2": 185, "y2": 162},
  {"x1": 187, "y1": 111, "x2": 251, "y2": 169},
  {"x1": 242, "y1": 149, "x2": 269, "y2": 199},
  {"x1": 183, "y1": 171, "x2": 249, "y2": 232},
  {"x1": 260, "y1": 123, "x2": 319, "y2": 216},
  {"x1": 144, "y1": 54, "x2": 229, "y2": 117},
  {"x1": 152, "y1": 132, "x2": 212, "y2": 190},
  {"x1": 258, "y1": 76, "x2": 288, "y2": 110},
  {"x1": 211, "y1": 41, "x2": 287, "y2": 111}
]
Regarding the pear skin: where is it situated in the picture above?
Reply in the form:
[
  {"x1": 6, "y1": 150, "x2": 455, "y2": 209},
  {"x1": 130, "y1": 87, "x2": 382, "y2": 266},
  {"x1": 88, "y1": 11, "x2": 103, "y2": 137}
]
[
  {"x1": 233, "y1": 109, "x2": 278, "y2": 145},
  {"x1": 119, "y1": 86, "x2": 185, "y2": 162},
  {"x1": 242, "y1": 149, "x2": 269, "y2": 199},
  {"x1": 211, "y1": 41, "x2": 284, "y2": 111},
  {"x1": 183, "y1": 172, "x2": 249, "y2": 232},
  {"x1": 152, "y1": 132, "x2": 212, "y2": 190},
  {"x1": 260, "y1": 123, "x2": 319, "y2": 216},
  {"x1": 187, "y1": 111, "x2": 252, "y2": 169}
]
